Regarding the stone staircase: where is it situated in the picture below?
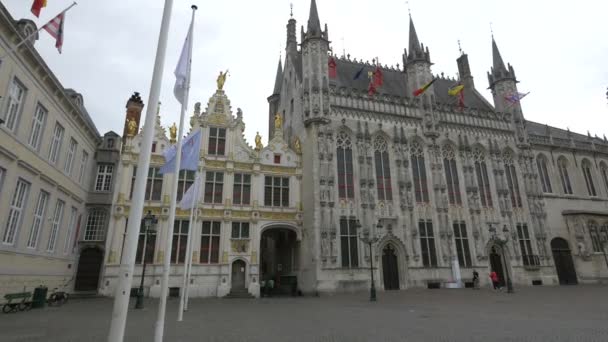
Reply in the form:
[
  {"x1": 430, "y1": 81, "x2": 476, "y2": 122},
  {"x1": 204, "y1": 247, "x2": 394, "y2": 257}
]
[{"x1": 225, "y1": 289, "x2": 254, "y2": 299}]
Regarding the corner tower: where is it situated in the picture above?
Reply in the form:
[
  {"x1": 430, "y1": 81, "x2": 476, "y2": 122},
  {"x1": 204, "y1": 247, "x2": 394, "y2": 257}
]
[{"x1": 403, "y1": 15, "x2": 433, "y2": 99}]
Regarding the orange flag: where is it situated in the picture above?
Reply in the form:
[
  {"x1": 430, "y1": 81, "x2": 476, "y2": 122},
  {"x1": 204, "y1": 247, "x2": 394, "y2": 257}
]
[{"x1": 31, "y1": 0, "x2": 47, "y2": 18}]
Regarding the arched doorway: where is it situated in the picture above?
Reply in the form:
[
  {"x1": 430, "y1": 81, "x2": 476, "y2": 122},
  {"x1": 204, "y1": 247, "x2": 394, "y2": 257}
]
[
  {"x1": 260, "y1": 227, "x2": 298, "y2": 295},
  {"x1": 382, "y1": 244, "x2": 399, "y2": 290},
  {"x1": 551, "y1": 238, "x2": 577, "y2": 285},
  {"x1": 489, "y1": 246, "x2": 506, "y2": 287},
  {"x1": 231, "y1": 260, "x2": 247, "y2": 291},
  {"x1": 75, "y1": 248, "x2": 103, "y2": 291}
]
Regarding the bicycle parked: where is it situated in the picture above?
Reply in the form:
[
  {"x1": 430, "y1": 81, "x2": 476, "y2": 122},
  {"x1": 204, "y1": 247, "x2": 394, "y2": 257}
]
[{"x1": 47, "y1": 288, "x2": 69, "y2": 306}]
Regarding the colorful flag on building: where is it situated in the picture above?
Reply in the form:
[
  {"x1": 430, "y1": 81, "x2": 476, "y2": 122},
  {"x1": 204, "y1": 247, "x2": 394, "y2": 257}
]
[
  {"x1": 42, "y1": 11, "x2": 65, "y2": 53},
  {"x1": 160, "y1": 128, "x2": 202, "y2": 174},
  {"x1": 174, "y1": 18, "x2": 194, "y2": 105},
  {"x1": 412, "y1": 78, "x2": 437, "y2": 97},
  {"x1": 505, "y1": 92, "x2": 530, "y2": 105},
  {"x1": 353, "y1": 66, "x2": 365, "y2": 80},
  {"x1": 372, "y1": 66, "x2": 383, "y2": 87},
  {"x1": 448, "y1": 84, "x2": 464, "y2": 96},
  {"x1": 31, "y1": 0, "x2": 47, "y2": 18},
  {"x1": 368, "y1": 82, "x2": 377, "y2": 96},
  {"x1": 328, "y1": 57, "x2": 337, "y2": 79}
]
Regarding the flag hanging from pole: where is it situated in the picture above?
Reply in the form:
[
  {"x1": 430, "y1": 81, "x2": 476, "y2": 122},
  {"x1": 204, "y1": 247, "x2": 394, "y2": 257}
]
[
  {"x1": 413, "y1": 78, "x2": 437, "y2": 97},
  {"x1": 31, "y1": 0, "x2": 47, "y2": 18},
  {"x1": 448, "y1": 84, "x2": 465, "y2": 111},
  {"x1": 353, "y1": 66, "x2": 365, "y2": 80},
  {"x1": 372, "y1": 66, "x2": 383, "y2": 87},
  {"x1": 328, "y1": 57, "x2": 337, "y2": 79},
  {"x1": 505, "y1": 92, "x2": 530, "y2": 105},
  {"x1": 42, "y1": 11, "x2": 66, "y2": 53},
  {"x1": 160, "y1": 129, "x2": 202, "y2": 174},
  {"x1": 174, "y1": 18, "x2": 194, "y2": 105},
  {"x1": 179, "y1": 173, "x2": 202, "y2": 210}
]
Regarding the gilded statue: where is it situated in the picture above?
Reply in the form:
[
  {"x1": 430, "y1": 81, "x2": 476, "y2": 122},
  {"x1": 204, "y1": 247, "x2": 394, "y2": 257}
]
[
  {"x1": 126, "y1": 117, "x2": 137, "y2": 137},
  {"x1": 216, "y1": 69, "x2": 229, "y2": 90},
  {"x1": 169, "y1": 122, "x2": 177, "y2": 143},
  {"x1": 254, "y1": 131, "x2": 263, "y2": 151},
  {"x1": 274, "y1": 112, "x2": 283, "y2": 130},
  {"x1": 294, "y1": 136, "x2": 302, "y2": 154}
]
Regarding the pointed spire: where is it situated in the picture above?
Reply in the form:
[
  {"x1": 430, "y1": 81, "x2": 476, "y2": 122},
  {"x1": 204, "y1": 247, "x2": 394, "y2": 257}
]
[
  {"x1": 408, "y1": 15, "x2": 421, "y2": 57},
  {"x1": 272, "y1": 57, "x2": 283, "y2": 95},
  {"x1": 405, "y1": 15, "x2": 430, "y2": 65},
  {"x1": 491, "y1": 36, "x2": 507, "y2": 73},
  {"x1": 307, "y1": 0, "x2": 321, "y2": 36},
  {"x1": 487, "y1": 35, "x2": 516, "y2": 90}
]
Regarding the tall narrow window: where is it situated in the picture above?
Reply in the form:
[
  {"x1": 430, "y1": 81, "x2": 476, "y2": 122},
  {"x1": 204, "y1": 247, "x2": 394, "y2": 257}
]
[
  {"x1": 536, "y1": 155, "x2": 552, "y2": 193},
  {"x1": 339, "y1": 217, "x2": 359, "y2": 268},
  {"x1": 600, "y1": 163, "x2": 608, "y2": 196},
  {"x1": 83, "y1": 209, "x2": 106, "y2": 241},
  {"x1": 264, "y1": 176, "x2": 289, "y2": 207},
  {"x1": 27, "y1": 191, "x2": 49, "y2": 248},
  {"x1": 177, "y1": 170, "x2": 195, "y2": 201},
  {"x1": 504, "y1": 152, "x2": 522, "y2": 208},
  {"x1": 207, "y1": 127, "x2": 226, "y2": 155},
  {"x1": 64, "y1": 138, "x2": 78, "y2": 175},
  {"x1": 204, "y1": 171, "x2": 224, "y2": 204},
  {"x1": 95, "y1": 164, "x2": 114, "y2": 192},
  {"x1": 336, "y1": 131, "x2": 355, "y2": 199},
  {"x1": 233, "y1": 173, "x2": 251, "y2": 205},
  {"x1": 135, "y1": 222, "x2": 156, "y2": 264},
  {"x1": 78, "y1": 151, "x2": 89, "y2": 185},
  {"x1": 231, "y1": 222, "x2": 250, "y2": 239},
  {"x1": 28, "y1": 104, "x2": 47, "y2": 150},
  {"x1": 171, "y1": 220, "x2": 189, "y2": 264},
  {"x1": 2, "y1": 179, "x2": 30, "y2": 245},
  {"x1": 517, "y1": 223, "x2": 537, "y2": 266},
  {"x1": 4, "y1": 77, "x2": 26, "y2": 131},
  {"x1": 63, "y1": 207, "x2": 78, "y2": 254},
  {"x1": 47, "y1": 199, "x2": 65, "y2": 252},
  {"x1": 557, "y1": 157, "x2": 573, "y2": 195},
  {"x1": 411, "y1": 142, "x2": 429, "y2": 203},
  {"x1": 200, "y1": 221, "x2": 221, "y2": 264},
  {"x1": 443, "y1": 145, "x2": 462, "y2": 205},
  {"x1": 453, "y1": 221, "x2": 472, "y2": 268},
  {"x1": 473, "y1": 147, "x2": 493, "y2": 208},
  {"x1": 48, "y1": 123, "x2": 65, "y2": 164},
  {"x1": 582, "y1": 159, "x2": 597, "y2": 196},
  {"x1": 373, "y1": 136, "x2": 392, "y2": 201},
  {"x1": 589, "y1": 221, "x2": 602, "y2": 253},
  {"x1": 419, "y1": 219, "x2": 437, "y2": 267},
  {"x1": 0, "y1": 167, "x2": 5, "y2": 193}
]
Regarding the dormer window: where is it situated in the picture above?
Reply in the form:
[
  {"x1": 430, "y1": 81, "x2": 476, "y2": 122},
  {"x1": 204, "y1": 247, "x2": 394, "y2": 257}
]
[
  {"x1": 274, "y1": 154, "x2": 281, "y2": 164},
  {"x1": 107, "y1": 138, "x2": 114, "y2": 149}
]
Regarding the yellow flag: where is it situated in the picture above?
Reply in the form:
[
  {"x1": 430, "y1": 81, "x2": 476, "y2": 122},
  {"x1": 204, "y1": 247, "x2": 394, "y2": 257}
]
[{"x1": 448, "y1": 84, "x2": 464, "y2": 96}]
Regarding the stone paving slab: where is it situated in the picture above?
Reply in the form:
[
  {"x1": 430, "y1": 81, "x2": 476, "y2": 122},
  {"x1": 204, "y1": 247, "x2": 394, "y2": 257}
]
[{"x1": 2, "y1": 285, "x2": 608, "y2": 342}]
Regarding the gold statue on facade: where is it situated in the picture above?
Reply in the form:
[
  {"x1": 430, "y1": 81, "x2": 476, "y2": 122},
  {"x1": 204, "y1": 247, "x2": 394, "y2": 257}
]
[
  {"x1": 216, "y1": 70, "x2": 229, "y2": 90},
  {"x1": 126, "y1": 117, "x2": 137, "y2": 137},
  {"x1": 274, "y1": 112, "x2": 283, "y2": 130},
  {"x1": 254, "y1": 131, "x2": 263, "y2": 151},
  {"x1": 169, "y1": 122, "x2": 177, "y2": 143},
  {"x1": 294, "y1": 136, "x2": 302, "y2": 154}
]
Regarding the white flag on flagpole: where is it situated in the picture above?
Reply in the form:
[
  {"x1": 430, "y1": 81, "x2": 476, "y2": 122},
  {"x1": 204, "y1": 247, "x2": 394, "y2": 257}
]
[
  {"x1": 179, "y1": 172, "x2": 202, "y2": 210},
  {"x1": 174, "y1": 18, "x2": 193, "y2": 104}
]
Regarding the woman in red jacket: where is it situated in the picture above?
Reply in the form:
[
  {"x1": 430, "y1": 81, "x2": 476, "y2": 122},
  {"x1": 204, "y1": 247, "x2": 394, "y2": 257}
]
[{"x1": 490, "y1": 271, "x2": 501, "y2": 290}]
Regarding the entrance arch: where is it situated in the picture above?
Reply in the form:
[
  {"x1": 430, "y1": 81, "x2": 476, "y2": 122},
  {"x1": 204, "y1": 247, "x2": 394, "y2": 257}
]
[
  {"x1": 231, "y1": 259, "x2": 247, "y2": 291},
  {"x1": 551, "y1": 238, "x2": 578, "y2": 285},
  {"x1": 75, "y1": 247, "x2": 103, "y2": 291},
  {"x1": 260, "y1": 227, "x2": 298, "y2": 295},
  {"x1": 488, "y1": 245, "x2": 506, "y2": 287},
  {"x1": 382, "y1": 244, "x2": 399, "y2": 290}
]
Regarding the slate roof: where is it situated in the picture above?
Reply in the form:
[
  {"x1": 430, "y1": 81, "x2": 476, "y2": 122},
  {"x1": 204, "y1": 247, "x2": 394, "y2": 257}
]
[{"x1": 526, "y1": 120, "x2": 606, "y2": 144}]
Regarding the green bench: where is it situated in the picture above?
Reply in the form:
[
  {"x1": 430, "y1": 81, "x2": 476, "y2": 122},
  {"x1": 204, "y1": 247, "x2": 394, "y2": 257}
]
[{"x1": 3, "y1": 292, "x2": 32, "y2": 313}]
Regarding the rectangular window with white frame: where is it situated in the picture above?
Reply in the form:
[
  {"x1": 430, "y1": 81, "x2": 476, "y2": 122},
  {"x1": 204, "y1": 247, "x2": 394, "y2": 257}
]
[
  {"x1": 231, "y1": 222, "x2": 250, "y2": 239},
  {"x1": 63, "y1": 207, "x2": 78, "y2": 254},
  {"x1": 232, "y1": 173, "x2": 251, "y2": 205},
  {"x1": 339, "y1": 217, "x2": 359, "y2": 268},
  {"x1": 2, "y1": 178, "x2": 30, "y2": 245},
  {"x1": 203, "y1": 171, "x2": 224, "y2": 204},
  {"x1": 264, "y1": 176, "x2": 289, "y2": 207},
  {"x1": 48, "y1": 122, "x2": 65, "y2": 164},
  {"x1": 83, "y1": 208, "x2": 106, "y2": 241},
  {"x1": 47, "y1": 199, "x2": 65, "y2": 252},
  {"x1": 171, "y1": 220, "x2": 189, "y2": 264},
  {"x1": 200, "y1": 221, "x2": 221, "y2": 264},
  {"x1": 4, "y1": 77, "x2": 26, "y2": 131},
  {"x1": 78, "y1": 151, "x2": 89, "y2": 185},
  {"x1": 64, "y1": 138, "x2": 78, "y2": 175},
  {"x1": 26, "y1": 190, "x2": 49, "y2": 248},
  {"x1": 517, "y1": 223, "x2": 538, "y2": 266},
  {"x1": 453, "y1": 221, "x2": 472, "y2": 268},
  {"x1": 95, "y1": 164, "x2": 113, "y2": 192},
  {"x1": 419, "y1": 219, "x2": 437, "y2": 267},
  {"x1": 28, "y1": 103, "x2": 47, "y2": 150}
]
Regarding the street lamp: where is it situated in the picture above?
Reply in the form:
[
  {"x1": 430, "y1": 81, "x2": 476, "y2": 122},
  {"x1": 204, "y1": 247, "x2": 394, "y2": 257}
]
[
  {"x1": 135, "y1": 210, "x2": 157, "y2": 309},
  {"x1": 489, "y1": 224, "x2": 514, "y2": 294},
  {"x1": 357, "y1": 220, "x2": 381, "y2": 302}
]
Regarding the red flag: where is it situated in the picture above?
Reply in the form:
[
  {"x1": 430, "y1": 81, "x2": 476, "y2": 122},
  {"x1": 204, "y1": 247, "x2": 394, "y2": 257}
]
[
  {"x1": 368, "y1": 82, "x2": 377, "y2": 96},
  {"x1": 372, "y1": 67, "x2": 383, "y2": 87},
  {"x1": 31, "y1": 0, "x2": 47, "y2": 18},
  {"x1": 413, "y1": 78, "x2": 437, "y2": 97},
  {"x1": 42, "y1": 12, "x2": 65, "y2": 53},
  {"x1": 328, "y1": 57, "x2": 337, "y2": 79},
  {"x1": 458, "y1": 91, "x2": 465, "y2": 111}
]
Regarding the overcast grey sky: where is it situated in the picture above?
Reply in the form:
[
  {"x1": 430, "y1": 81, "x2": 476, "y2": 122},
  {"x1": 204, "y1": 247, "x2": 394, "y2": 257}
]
[{"x1": 5, "y1": 0, "x2": 608, "y2": 143}]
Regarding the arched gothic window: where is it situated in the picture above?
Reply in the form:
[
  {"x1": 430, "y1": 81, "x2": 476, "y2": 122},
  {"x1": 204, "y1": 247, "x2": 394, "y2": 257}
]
[
  {"x1": 503, "y1": 151, "x2": 522, "y2": 208},
  {"x1": 473, "y1": 147, "x2": 492, "y2": 208},
  {"x1": 557, "y1": 157, "x2": 573, "y2": 195},
  {"x1": 582, "y1": 159, "x2": 597, "y2": 197},
  {"x1": 536, "y1": 154, "x2": 552, "y2": 193},
  {"x1": 410, "y1": 141, "x2": 429, "y2": 203},
  {"x1": 336, "y1": 132, "x2": 354, "y2": 199},
  {"x1": 442, "y1": 145, "x2": 461, "y2": 205},
  {"x1": 600, "y1": 162, "x2": 608, "y2": 196},
  {"x1": 373, "y1": 136, "x2": 392, "y2": 201},
  {"x1": 588, "y1": 221, "x2": 606, "y2": 253}
]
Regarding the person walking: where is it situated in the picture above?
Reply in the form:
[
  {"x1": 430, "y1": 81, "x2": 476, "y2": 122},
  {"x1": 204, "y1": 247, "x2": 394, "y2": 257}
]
[
  {"x1": 490, "y1": 271, "x2": 501, "y2": 291},
  {"x1": 472, "y1": 270, "x2": 480, "y2": 289}
]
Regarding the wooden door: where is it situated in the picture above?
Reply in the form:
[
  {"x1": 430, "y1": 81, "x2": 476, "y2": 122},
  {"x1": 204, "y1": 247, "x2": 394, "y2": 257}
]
[{"x1": 382, "y1": 245, "x2": 400, "y2": 290}]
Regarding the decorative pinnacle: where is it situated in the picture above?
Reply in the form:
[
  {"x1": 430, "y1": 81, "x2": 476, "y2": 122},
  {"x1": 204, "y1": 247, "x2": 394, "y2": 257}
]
[
  {"x1": 290, "y1": 3, "x2": 293, "y2": 17},
  {"x1": 458, "y1": 40, "x2": 462, "y2": 55},
  {"x1": 191, "y1": 4, "x2": 197, "y2": 10}
]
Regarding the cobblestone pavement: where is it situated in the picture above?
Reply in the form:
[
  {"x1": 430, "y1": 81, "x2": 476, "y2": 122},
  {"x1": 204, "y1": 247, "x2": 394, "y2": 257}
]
[{"x1": 2, "y1": 285, "x2": 608, "y2": 342}]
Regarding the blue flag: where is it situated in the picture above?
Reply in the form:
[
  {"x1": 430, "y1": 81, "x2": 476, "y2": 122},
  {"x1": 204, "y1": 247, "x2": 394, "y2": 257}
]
[
  {"x1": 353, "y1": 66, "x2": 365, "y2": 80},
  {"x1": 159, "y1": 129, "x2": 202, "y2": 174}
]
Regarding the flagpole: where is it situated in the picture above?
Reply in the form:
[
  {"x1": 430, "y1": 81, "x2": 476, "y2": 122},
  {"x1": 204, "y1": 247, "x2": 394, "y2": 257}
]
[
  {"x1": 0, "y1": 2, "x2": 77, "y2": 59},
  {"x1": 107, "y1": 1, "x2": 173, "y2": 342},
  {"x1": 178, "y1": 170, "x2": 200, "y2": 321},
  {"x1": 155, "y1": 5, "x2": 197, "y2": 340}
]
